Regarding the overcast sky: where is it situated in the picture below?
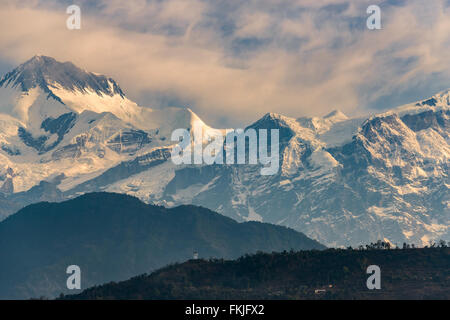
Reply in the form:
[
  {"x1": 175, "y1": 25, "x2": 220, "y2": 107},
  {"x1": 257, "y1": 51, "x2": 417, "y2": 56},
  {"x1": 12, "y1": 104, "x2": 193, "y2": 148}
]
[{"x1": 1, "y1": 0, "x2": 450, "y2": 127}]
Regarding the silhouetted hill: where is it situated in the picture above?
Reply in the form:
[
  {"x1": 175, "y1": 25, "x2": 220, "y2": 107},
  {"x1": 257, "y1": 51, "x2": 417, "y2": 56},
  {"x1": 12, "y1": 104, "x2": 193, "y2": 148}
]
[
  {"x1": 0, "y1": 192, "x2": 324, "y2": 299},
  {"x1": 63, "y1": 247, "x2": 450, "y2": 300}
]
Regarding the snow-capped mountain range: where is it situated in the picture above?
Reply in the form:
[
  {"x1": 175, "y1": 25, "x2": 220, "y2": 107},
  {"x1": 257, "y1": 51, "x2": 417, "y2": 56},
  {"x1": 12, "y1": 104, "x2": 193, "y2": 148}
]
[{"x1": 0, "y1": 56, "x2": 448, "y2": 247}]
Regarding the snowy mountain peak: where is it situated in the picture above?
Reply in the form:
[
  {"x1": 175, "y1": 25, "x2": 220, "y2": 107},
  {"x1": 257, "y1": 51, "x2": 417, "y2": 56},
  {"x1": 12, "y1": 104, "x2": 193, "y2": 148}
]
[
  {"x1": 249, "y1": 112, "x2": 297, "y2": 137},
  {"x1": 252, "y1": 112, "x2": 298, "y2": 127},
  {"x1": 323, "y1": 110, "x2": 348, "y2": 121},
  {"x1": 414, "y1": 89, "x2": 450, "y2": 110},
  {"x1": 387, "y1": 89, "x2": 450, "y2": 118},
  {"x1": 262, "y1": 112, "x2": 286, "y2": 120},
  {"x1": 0, "y1": 55, "x2": 125, "y2": 99}
]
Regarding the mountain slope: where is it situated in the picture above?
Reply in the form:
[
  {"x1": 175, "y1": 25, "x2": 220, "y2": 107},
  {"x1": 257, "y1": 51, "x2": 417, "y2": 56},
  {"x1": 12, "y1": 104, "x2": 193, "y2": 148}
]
[
  {"x1": 0, "y1": 192, "x2": 324, "y2": 299},
  {"x1": 0, "y1": 56, "x2": 448, "y2": 248},
  {"x1": 63, "y1": 247, "x2": 450, "y2": 300}
]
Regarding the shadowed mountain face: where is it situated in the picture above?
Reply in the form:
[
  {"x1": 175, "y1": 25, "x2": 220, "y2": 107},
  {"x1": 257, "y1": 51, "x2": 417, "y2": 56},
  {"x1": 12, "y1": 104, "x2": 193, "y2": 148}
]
[
  {"x1": 0, "y1": 55, "x2": 124, "y2": 98},
  {"x1": 0, "y1": 192, "x2": 324, "y2": 299}
]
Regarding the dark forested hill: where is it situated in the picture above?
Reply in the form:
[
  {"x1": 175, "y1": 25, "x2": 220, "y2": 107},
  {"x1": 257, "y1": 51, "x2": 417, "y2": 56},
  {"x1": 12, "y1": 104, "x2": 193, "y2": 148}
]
[
  {"x1": 63, "y1": 247, "x2": 450, "y2": 300},
  {"x1": 0, "y1": 192, "x2": 324, "y2": 299}
]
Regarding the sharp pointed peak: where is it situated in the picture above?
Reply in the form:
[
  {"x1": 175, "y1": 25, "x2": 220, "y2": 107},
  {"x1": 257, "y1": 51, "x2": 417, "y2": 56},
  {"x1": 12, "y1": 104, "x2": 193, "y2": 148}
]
[
  {"x1": 323, "y1": 109, "x2": 348, "y2": 120},
  {"x1": 20, "y1": 55, "x2": 61, "y2": 68},
  {"x1": 186, "y1": 107, "x2": 205, "y2": 123},
  {"x1": 28, "y1": 54, "x2": 54, "y2": 61},
  {"x1": 261, "y1": 112, "x2": 294, "y2": 121},
  {"x1": 0, "y1": 55, "x2": 125, "y2": 98},
  {"x1": 246, "y1": 112, "x2": 298, "y2": 132},
  {"x1": 322, "y1": 110, "x2": 349, "y2": 124}
]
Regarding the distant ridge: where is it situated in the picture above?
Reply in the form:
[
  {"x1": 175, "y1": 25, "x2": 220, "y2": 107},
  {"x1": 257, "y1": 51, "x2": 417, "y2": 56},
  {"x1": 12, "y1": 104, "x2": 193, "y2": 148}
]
[
  {"x1": 0, "y1": 192, "x2": 324, "y2": 299},
  {"x1": 63, "y1": 246, "x2": 450, "y2": 300}
]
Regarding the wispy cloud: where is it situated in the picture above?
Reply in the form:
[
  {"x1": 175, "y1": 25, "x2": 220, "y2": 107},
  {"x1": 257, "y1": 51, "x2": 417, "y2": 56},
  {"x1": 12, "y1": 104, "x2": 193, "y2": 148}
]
[{"x1": 0, "y1": 0, "x2": 449, "y2": 126}]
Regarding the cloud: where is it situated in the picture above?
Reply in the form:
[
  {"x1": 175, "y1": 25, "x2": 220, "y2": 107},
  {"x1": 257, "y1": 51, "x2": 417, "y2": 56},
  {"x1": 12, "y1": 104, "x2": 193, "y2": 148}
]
[{"x1": 0, "y1": 0, "x2": 449, "y2": 127}]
